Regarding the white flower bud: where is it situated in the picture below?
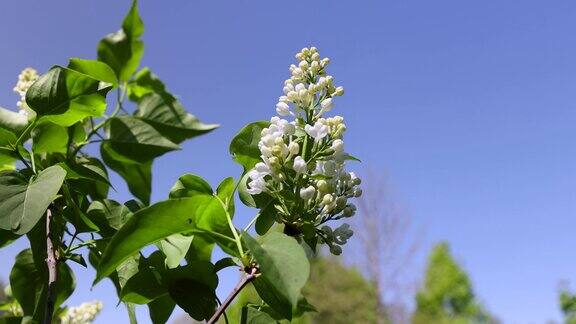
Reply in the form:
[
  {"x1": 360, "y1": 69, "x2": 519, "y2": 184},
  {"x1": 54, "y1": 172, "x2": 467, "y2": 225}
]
[
  {"x1": 320, "y1": 98, "x2": 333, "y2": 112},
  {"x1": 288, "y1": 141, "x2": 299, "y2": 155},
  {"x1": 293, "y1": 156, "x2": 307, "y2": 173},
  {"x1": 299, "y1": 60, "x2": 309, "y2": 70},
  {"x1": 276, "y1": 102, "x2": 291, "y2": 116},
  {"x1": 321, "y1": 57, "x2": 330, "y2": 67},
  {"x1": 300, "y1": 186, "x2": 316, "y2": 200},
  {"x1": 331, "y1": 139, "x2": 344, "y2": 153},
  {"x1": 287, "y1": 91, "x2": 298, "y2": 101},
  {"x1": 322, "y1": 194, "x2": 334, "y2": 205},
  {"x1": 311, "y1": 52, "x2": 320, "y2": 61}
]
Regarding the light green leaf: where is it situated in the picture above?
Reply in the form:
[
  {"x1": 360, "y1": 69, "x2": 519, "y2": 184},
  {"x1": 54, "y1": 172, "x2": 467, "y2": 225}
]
[
  {"x1": 0, "y1": 128, "x2": 17, "y2": 171},
  {"x1": 0, "y1": 165, "x2": 66, "y2": 234},
  {"x1": 243, "y1": 232, "x2": 310, "y2": 320},
  {"x1": 105, "y1": 116, "x2": 180, "y2": 162},
  {"x1": 169, "y1": 173, "x2": 213, "y2": 199},
  {"x1": 94, "y1": 195, "x2": 228, "y2": 283},
  {"x1": 101, "y1": 142, "x2": 151, "y2": 205},
  {"x1": 230, "y1": 121, "x2": 270, "y2": 171},
  {"x1": 97, "y1": 0, "x2": 144, "y2": 82},
  {"x1": 31, "y1": 122, "x2": 68, "y2": 154},
  {"x1": 158, "y1": 233, "x2": 193, "y2": 269},
  {"x1": 134, "y1": 92, "x2": 218, "y2": 144},
  {"x1": 0, "y1": 106, "x2": 28, "y2": 133},
  {"x1": 25, "y1": 66, "x2": 112, "y2": 126},
  {"x1": 68, "y1": 58, "x2": 118, "y2": 87}
]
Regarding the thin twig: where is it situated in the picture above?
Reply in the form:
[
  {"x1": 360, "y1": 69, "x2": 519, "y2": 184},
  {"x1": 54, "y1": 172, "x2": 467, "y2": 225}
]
[
  {"x1": 207, "y1": 267, "x2": 258, "y2": 324},
  {"x1": 43, "y1": 208, "x2": 57, "y2": 324}
]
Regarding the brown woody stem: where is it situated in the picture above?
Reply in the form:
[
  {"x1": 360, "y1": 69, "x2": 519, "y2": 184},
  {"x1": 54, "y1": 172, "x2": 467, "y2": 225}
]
[
  {"x1": 207, "y1": 267, "x2": 258, "y2": 324},
  {"x1": 43, "y1": 208, "x2": 57, "y2": 324}
]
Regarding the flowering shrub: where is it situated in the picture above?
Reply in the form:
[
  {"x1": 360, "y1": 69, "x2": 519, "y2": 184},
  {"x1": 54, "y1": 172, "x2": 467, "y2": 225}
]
[{"x1": 0, "y1": 1, "x2": 361, "y2": 323}]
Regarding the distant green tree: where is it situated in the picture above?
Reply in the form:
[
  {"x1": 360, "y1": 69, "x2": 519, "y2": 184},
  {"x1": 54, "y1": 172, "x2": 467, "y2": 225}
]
[
  {"x1": 413, "y1": 242, "x2": 494, "y2": 324},
  {"x1": 559, "y1": 287, "x2": 576, "y2": 324},
  {"x1": 222, "y1": 257, "x2": 384, "y2": 323}
]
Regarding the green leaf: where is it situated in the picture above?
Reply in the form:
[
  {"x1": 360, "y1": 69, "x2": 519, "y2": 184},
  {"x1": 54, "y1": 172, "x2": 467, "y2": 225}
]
[
  {"x1": 105, "y1": 116, "x2": 180, "y2": 161},
  {"x1": 185, "y1": 235, "x2": 214, "y2": 263},
  {"x1": 127, "y1": 68, "x2": 167, "y2": 102},
  {"x1": 169, "y1": 173, "x2": 213, "y2": 199},
  {"x1": 87, "y1": 199, "x2": 133, "y2": 237},
  {"x1": 10, "y1": 249, "x2": 75, "y2": 319},
  {"x1": 0, "y1": 128, "x2": 17, "y2": 171},
  {"x1": 216, "y1": 177, "x2": 236, "y2": 216},
  {"x1": 97, "y1": 0, "x2": 144, "y2": 82},
  {"x1": 31, "y1": 122, "x2": 68, "y2": 154},
  {"x1": 66, "y1": 157, "x2": 110, "y2": 200},
  {"x1": 148, "y1": 294, "x2": 176, "y2": 324},
  {"x1": 242, "y1": 232, "x2": 310, "y2": 320},
  {"x1": 0, "y1": 165, "x2": 66, "y2": 234},
  {"x1": 94, "y1": 195, "x2": 228, "y2": 283},
  {"x1": 25, "y1": 66, "x2": 112, "y2": 126},
  {"x1": 214, "y1": 257, "x2": 237, "y2": 272},
  {"x1": 0, "y1": 229, "x2": 20, "y2": 247},
  {"x1": 68, "y1": 58, "x2": 118, "y2": 87},
  {"x1": 120, "y1": 252, "x2": 166, "y2": 304},
  {"x1": 240, "y1": 306, "x2": 277, "y2": 324},
  {"x1": 164, "y1": 261, "x2": 218, "y2": 321},
  {"x1": 101, "y1": 142, "x2": 152, "y2": 204},
  {"x1": 0, "y1": 106, "x2": 28, "y2": 133},
  {"x1": 158, "y1": 233, "x2": 193, "y2": 269},
  {"x1": 230, "y1": 121, "x2": 270, "y2": 171},
  {"x1": 134, "y1": 92, "x2": 218, "y2": 144}
]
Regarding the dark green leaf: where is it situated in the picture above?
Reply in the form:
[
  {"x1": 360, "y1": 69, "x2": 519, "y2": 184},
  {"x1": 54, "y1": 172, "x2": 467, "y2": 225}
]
[
  {"x1": 127, "y1": 68, "x2": 167, "y2": 102},
  {"x1": 164, "y1": 261, "x2": 218, "y2": 321},
  {"x1": 0, "y1": 229, "x2": 20, "y2": 247},
  {"x1": 0, "y1": 165, "x2": 66, "y2": 234},
  {"x1": 25, "y1": 66, "x2": 112, "y2": 126},
  {"x1": 243, "y1": 232, "x2": 310, "y2": 320},
  {"x1": 120, "y1": 253, "x2": 166, "y2": 304},
  {"x1": 101, "y1": 142, "x2": 151, "y2": 204},
  {"x1": 134, "y1": 92, "x2": 218, "y2": 144},
  {"x1": 214, "y1": 257, "x2": 237, "y2": 272},
  {"x1": 97, "y1": 0, "x2": 144, "y2": 82},
  {"x1": 87, "y1": 199, "x2": 133, "y2": 237},
  {"x1": 105, "y1": 116, "x2": 179, "y2": 161},
  {"x1": 148, "y1": 294, "x2": 176, "y2": 324}
]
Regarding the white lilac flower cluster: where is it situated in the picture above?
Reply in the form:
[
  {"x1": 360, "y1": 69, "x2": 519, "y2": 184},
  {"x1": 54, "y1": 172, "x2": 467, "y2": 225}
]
[
  {"x1": 60, "y1": 301, "x2": 103, "y2": 324},
  {"x1": 13, "y1": 67, "x2": 38, "y2": 116},
  {"x1": 246, "y1": 47, "x2": 361, "y2": 254}
]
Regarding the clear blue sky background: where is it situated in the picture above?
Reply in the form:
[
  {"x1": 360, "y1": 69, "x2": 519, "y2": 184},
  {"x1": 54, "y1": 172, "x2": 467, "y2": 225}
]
[{"x1": 1, "y1": 0, "x2": 576, "y2": 323}]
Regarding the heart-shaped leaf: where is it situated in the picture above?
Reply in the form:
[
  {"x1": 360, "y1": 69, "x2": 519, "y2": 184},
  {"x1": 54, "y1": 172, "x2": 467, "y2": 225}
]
[{"x1": 0, "y1": 165, "x2": 66, "y2": 234}]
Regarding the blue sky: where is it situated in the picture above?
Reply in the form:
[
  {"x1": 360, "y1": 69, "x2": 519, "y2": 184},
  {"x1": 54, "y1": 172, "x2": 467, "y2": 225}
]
[{"x1": 1, "y1": 0, "x2": 576, "y2": 323}]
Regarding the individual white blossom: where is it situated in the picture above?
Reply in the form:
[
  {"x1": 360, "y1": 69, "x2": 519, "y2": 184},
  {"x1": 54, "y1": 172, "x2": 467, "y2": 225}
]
[
  {"x1": 304, "y1": 122, "x2": 329, "y2": 141},
  {"x1": 60, "y1": 301, "x2": 103, "y2": 324}
]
